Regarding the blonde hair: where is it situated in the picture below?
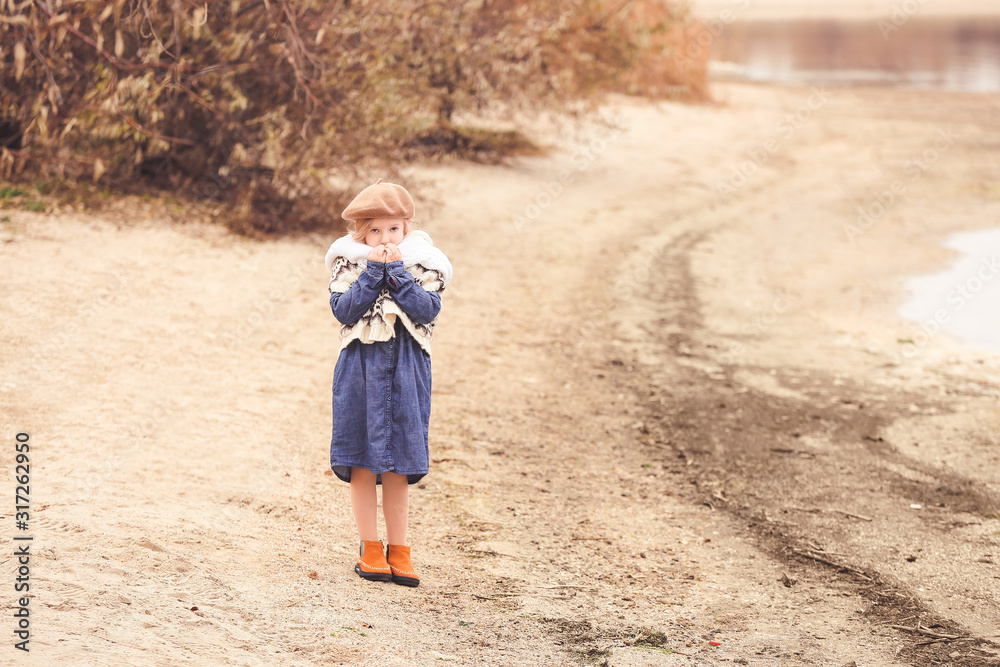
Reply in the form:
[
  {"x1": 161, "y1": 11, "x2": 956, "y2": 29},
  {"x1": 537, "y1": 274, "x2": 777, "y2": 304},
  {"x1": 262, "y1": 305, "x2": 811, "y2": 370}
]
[{"x1": 348, "y1": 217, "x2": 418, "y2": 242}]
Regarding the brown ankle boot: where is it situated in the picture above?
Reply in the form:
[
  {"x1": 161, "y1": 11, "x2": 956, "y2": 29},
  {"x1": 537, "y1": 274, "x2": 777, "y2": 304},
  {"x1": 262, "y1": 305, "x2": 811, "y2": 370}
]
[
  {"x1": 355, "y1": 540, "x2": 391, "y2": 582},
  {"x1": 386, "y1": 543, "x2": 419, "y2": 587}
]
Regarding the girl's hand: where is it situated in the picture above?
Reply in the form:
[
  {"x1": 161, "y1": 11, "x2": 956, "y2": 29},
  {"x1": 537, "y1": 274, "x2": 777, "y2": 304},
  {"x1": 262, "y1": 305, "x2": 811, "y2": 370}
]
[
  {"x1": 384, "y1": 243, "x2": 402, "y2": 262},
  {"x1": 368, "y1": 244, "x2": 388, "y2": 262}
]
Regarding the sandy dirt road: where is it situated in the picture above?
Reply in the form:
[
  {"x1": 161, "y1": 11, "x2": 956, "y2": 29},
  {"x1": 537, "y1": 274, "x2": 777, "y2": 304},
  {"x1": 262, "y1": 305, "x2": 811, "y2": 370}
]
[{"x1": 1, "y1": 81, "x2": 999, "y2": 666}]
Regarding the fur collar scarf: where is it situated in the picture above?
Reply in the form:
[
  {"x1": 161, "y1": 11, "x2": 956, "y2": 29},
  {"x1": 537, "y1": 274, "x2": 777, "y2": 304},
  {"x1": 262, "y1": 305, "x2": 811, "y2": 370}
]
[{"x1": 324, "y1": 230, "x2": 453, "y2": 282}]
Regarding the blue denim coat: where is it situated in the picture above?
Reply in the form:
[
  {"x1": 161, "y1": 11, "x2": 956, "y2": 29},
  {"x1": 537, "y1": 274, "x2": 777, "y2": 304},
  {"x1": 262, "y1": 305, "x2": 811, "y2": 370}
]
[{"x1": 329, "y1": 259, "x2": 441, "y2": 485}]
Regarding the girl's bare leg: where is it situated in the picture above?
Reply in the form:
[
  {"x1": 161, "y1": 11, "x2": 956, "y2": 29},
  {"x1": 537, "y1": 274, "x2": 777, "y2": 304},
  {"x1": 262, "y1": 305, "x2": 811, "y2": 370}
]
[
  {"x1": 381, "y1": 472, "x2": 409, "y2": 545},
  {"x1": 350, "y1": 467, "x2": 379, "y2": 542}
]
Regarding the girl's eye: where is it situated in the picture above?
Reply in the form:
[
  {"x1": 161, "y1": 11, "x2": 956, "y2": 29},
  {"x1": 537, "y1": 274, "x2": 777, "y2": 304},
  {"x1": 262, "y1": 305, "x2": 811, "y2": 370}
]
[{"x1": 390, "y1": 227, "x2": 398, "y2": 231}]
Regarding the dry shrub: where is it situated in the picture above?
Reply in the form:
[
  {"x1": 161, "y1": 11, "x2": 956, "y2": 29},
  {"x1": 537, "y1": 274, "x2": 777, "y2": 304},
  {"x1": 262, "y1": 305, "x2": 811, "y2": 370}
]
[
  {"x1": 1, "y1": 0, "x2": 706, "y2": 235},
  {"x1": 609, "y1": 0, "x2": 711, "y2": 101}
]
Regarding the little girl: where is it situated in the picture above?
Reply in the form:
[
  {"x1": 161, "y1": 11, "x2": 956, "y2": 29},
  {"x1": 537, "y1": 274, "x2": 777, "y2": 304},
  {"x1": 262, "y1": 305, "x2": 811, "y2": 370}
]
[{"x1": 324, "y1": 178, "x2": 452, "y2": 588}]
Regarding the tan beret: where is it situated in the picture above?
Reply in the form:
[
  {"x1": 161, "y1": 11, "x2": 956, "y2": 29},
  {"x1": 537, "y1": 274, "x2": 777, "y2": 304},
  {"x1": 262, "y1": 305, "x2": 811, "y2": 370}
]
[{"x1": 341, "y1": 178, "x2": 415, "y2": 222}]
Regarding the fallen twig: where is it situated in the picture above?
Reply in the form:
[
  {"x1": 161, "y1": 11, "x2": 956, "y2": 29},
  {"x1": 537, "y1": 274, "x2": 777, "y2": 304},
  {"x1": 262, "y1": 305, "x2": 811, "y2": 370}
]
[
  {"x1": 791, "y1": 549, "x2": 872, "y2": 581},
  {"x1": 916, "y1": 638, "x2": 949, "y2": 646},
  {"x1": 829, "y1": 508, "x2": 873, "y2": 522},
  {"x1": 803, "y1": 540, "x2": 846, "y2": 556},
  {"x1": 785, "y1": 506, "x2": 873, "y2": 522},
  {"x1": 916, "y1": 626, "x2": 963, "y2": 640},
  {"x1": 890, "y1": 624, "x2": 968, "y2": 641}
]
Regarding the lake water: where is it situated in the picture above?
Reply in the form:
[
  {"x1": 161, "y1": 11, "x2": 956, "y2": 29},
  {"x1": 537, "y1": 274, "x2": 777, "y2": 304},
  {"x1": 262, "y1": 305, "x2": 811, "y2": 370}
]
[
  {"x1": 898, "y1": 228, "x2": 1000, "y2": 355},
  {"x1": 709, "y1": 18, "x2": 1000, "y2": 93}
]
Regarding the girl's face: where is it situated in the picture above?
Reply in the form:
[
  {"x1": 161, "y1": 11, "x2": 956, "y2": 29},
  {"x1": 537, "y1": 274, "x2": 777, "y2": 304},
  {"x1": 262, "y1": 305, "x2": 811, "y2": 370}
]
[{"x1": 363, "y1": 218, "x2": 406, "y2": 247}]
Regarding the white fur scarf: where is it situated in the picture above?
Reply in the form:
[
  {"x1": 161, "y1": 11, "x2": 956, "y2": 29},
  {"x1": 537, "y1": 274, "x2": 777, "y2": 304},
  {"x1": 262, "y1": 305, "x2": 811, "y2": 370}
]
[{"x1": 325, "y1": 230, "x2": 452, "y2": 356}]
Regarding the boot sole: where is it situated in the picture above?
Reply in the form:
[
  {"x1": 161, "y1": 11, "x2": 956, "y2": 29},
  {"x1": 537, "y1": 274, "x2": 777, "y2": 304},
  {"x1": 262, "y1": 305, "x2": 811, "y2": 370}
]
[
  {"x1": 391, "y1": 573, "x2": 419, "y2": 587},
  {"x1": 355, "y1": 563, "x2": 392, "y2": 582}
]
